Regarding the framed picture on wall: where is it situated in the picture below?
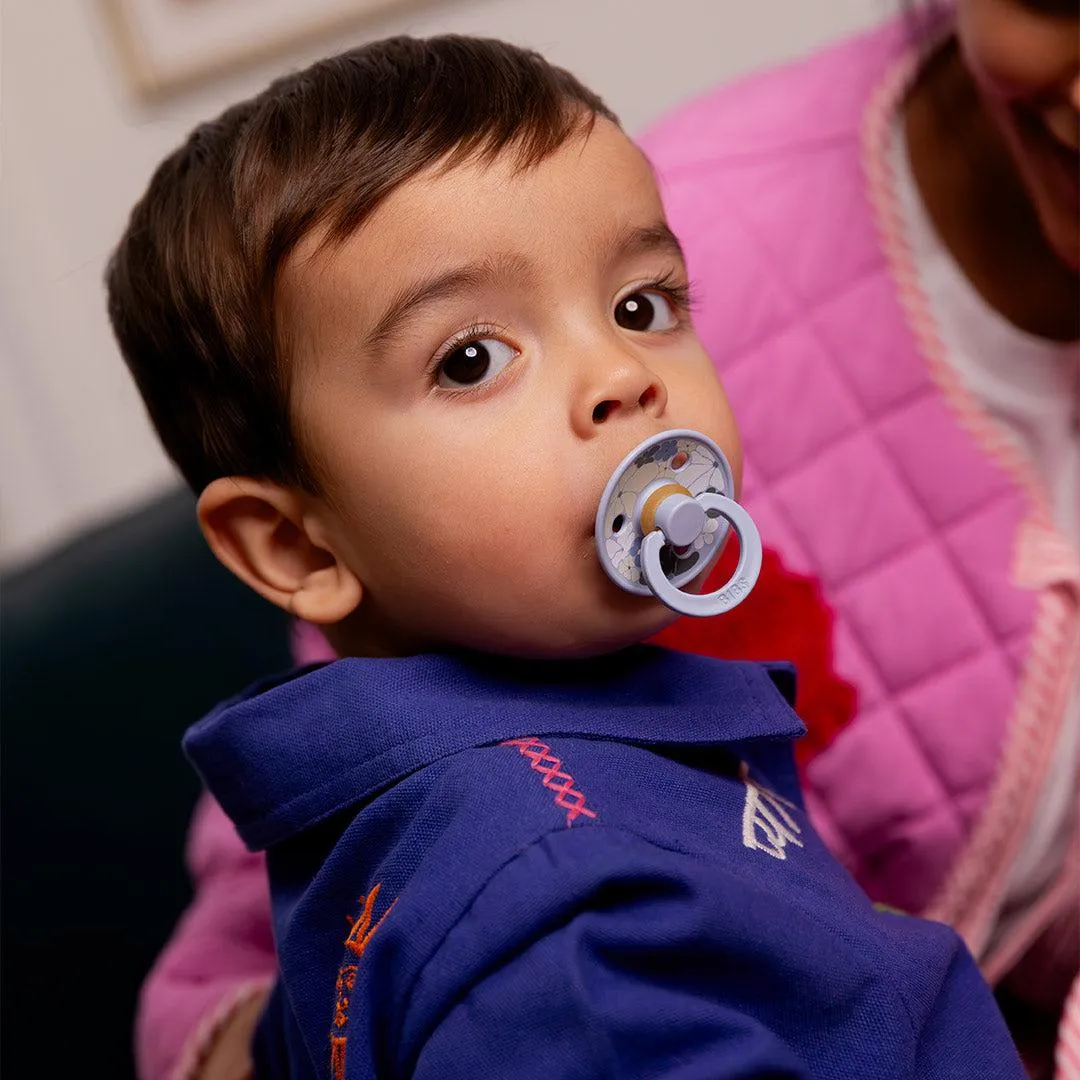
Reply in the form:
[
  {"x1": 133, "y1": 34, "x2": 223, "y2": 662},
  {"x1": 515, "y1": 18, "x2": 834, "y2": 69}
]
[{"x1": 100, "y1": 0, "x2": 431, "y2": 100}]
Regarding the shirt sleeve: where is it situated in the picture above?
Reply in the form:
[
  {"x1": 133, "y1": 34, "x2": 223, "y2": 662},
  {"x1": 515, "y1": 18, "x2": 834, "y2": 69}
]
[
  {"x1": 135, "y1": 793, "x2": 276, "y2": 1080},
  {"x1": 396, "y1": 826, "x2": 810, "y2": 1080}
]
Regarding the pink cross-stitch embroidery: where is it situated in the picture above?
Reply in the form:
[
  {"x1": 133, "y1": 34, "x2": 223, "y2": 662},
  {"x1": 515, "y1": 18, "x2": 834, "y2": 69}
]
[{"x1": 502, "y1": 738, "x2": 598, "y2": 826}]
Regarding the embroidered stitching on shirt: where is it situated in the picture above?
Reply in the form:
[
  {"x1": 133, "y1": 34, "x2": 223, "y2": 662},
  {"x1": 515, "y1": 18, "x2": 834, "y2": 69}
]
[
  {"x1": 331, "y1": 1036, "x2": 347, "y2": 1080},
  {"x1": 502, "y1": 738, "x2": 598, "y2": 826},
  {"x1": 332, "y1": 965, "x2": 358, "y2": 1031},
  {"x1": 330, "y1": 884, "x2": 396, "y2": 1080},
  {"x1": 345, "y1": 882, "x2": 397, "y2": 959},
  {"x1": 740, "y1": 765, "x2": 803, "y2": 860}
]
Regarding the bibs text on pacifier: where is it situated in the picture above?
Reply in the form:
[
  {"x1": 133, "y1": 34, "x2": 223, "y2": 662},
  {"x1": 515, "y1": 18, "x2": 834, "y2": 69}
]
[{"x1": 595, "y1": 430, "x2": 762, "y2": 618}]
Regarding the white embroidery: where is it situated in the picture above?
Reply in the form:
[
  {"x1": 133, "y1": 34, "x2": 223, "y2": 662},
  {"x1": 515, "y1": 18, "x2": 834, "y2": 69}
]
[{"x1": 741, "y1": 772, "x2": 803, "y2": 860}]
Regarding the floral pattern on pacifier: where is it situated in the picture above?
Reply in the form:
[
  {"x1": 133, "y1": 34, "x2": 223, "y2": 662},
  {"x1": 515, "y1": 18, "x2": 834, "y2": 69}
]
[
  {"x1": 595, "y1": 430, "x2": 763, "y2": 618},
  {"x1": 597, "y1": 433, "x2": 734, "y2": 593}
]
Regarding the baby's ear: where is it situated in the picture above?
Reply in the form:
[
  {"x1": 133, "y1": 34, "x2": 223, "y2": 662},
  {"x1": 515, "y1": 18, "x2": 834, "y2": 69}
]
[{"x1": 197, "y1": 477, "x2": 362, "y2": 625}]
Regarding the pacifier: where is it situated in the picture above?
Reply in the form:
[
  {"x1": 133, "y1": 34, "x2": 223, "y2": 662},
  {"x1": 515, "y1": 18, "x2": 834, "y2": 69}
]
[{"x1": 594, "y1": 430, "x2": 762, "y2": 618}]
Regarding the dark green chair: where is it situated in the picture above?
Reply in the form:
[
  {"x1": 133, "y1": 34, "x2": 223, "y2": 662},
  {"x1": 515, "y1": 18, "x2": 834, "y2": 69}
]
[{"x1": 2, "y1": 489, "x2": 291, "y2": 1077}]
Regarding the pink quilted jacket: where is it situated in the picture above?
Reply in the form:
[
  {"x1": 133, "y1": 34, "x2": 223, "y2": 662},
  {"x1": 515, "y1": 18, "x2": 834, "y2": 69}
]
[{"x1": 137, "y1": 18, "x2": 1080, "y2": 1080}]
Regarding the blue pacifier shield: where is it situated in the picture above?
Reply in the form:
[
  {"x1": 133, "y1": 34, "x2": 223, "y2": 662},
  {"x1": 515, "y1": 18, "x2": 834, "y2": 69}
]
[{"x1": 595, "y1": 430, "x2": 762, "y2": 618}]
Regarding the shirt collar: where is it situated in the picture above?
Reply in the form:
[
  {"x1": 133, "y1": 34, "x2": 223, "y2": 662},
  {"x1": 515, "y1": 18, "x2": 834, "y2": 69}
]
[{"x1": 184, "y1": 646, "x2": 803, "y2": 850}]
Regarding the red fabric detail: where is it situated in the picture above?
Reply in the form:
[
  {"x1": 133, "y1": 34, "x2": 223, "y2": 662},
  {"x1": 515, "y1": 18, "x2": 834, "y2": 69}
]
[
  {"x1": 648, "y1": 545, "x2": 857, "y2": 770},
  {"x1": 502, "y1": 738, "x2": 598, "y2": 826}
]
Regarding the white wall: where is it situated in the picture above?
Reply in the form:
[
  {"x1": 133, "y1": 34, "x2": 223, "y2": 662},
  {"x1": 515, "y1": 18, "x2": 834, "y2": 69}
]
[{"x1": 0, "y1": 0, "x2": 888, "y2": 566}]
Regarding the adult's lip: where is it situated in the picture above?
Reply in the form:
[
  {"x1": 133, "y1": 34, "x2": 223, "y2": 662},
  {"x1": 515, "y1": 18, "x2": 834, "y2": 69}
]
[
  {"x1": 1043, "y1": 129, "x2": 1080, "y2": 205},
  {"x1": 1043, "y1": 107, "x2": 1080, "y2": 154},
  {"x1": 1016, "y1": 104, "x2": 1080, "y2": 208}
]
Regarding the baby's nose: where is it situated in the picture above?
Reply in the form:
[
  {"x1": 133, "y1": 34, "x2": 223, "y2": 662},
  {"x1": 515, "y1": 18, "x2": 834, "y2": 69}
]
[{"x1": 573, "y1": 355, "x2": 667, "y2": 439}]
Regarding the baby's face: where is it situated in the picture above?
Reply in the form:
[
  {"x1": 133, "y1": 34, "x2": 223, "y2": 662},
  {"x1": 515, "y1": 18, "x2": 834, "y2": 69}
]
[{"x1": 281, "y1": 119, "x2": 741, "y2": 657}]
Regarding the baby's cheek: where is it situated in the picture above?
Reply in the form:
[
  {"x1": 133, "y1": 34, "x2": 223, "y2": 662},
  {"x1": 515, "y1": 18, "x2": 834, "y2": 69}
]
[{"x1": 680, "y1": 387, "x2": 743, "y2": 485}]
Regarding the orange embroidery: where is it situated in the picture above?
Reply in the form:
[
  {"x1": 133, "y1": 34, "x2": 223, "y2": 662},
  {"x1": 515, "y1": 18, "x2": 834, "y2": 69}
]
[
  {"x1": 502, "y1": 738, "x2": 598, "y2": 826},
  {"x1": 330, "y1": 884, "x2": 396, "y2": 1079},
  {"x1": 331, "y1": 1035, "x2": 347, "y2": 1080},
  {"x1": 345, "y1": 882, "x2": 397, "y2": 960},
  {"x1": 332, "y1": 964, "x2": 357, "y2": 1029}
]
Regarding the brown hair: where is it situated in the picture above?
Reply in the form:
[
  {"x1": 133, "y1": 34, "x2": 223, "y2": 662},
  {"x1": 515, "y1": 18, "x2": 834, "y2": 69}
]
[{"x1": 106, "y1": 36, "x2": 616, "y2": 492}]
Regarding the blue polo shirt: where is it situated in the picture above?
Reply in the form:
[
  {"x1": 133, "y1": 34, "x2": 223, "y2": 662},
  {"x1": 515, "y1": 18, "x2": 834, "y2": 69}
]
[{"x1": 185, "y1": 647, "x2": 1023, "y2": 1079}]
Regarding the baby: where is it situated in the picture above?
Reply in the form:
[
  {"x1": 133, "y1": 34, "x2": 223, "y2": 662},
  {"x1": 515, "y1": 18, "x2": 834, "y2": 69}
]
[{"x1": 107, "y1": 35, "x2": 1024, "y2": 1079}]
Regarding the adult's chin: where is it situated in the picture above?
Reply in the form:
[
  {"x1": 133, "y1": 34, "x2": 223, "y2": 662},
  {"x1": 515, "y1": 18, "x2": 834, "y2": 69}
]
[{"x1": 1040, "y1": 204, "x2": 1080, "y2": 272}]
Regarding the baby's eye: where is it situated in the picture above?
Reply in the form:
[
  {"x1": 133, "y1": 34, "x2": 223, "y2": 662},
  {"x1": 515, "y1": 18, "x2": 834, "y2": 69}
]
[
  {"x1": 614, "y1": 290, "x2": 678, "y2": 333},
  {"x1": 436, "y1": 338, "x2": 516, "y2": 389}
]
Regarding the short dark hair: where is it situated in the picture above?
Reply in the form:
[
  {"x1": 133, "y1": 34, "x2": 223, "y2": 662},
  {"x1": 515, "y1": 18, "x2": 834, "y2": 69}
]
[{"x1": 106, "y1": 36, "x2": 617, "y2": 492}]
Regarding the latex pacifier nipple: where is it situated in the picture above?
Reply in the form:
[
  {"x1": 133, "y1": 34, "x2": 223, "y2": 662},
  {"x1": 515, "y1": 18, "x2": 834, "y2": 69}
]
[{"x1": 594, "y1": 430, "x2": 762, "y2": 617}]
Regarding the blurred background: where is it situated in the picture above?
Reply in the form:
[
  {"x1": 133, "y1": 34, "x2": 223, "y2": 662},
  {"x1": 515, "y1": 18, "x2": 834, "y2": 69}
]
[
  {"x1": 0, "y1": 0, "x2": 889, "y2": 569},
  {"x1": 2, "y1": 1, "x2": 888, "y2": 1076}
]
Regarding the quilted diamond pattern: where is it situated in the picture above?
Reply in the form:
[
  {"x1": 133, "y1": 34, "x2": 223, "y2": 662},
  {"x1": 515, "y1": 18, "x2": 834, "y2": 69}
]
[
  {"x1": 722, "y1": 325, "x2": 865, "y2": 483},
  {"x1": 898, "y1": 651, "x2": 1019, "y2": 815},
  {"x1": 814, "y1": 273, "x2": 933, "y2": 414},
  {"x1": 769, "y1": 439, "x2": 932, "y2": 589},
  {"x1": 836, "y1": 545, "x2": 996, "y2": 691},
  {"x1": 945, "y1": 501, "x2": 1036, "y2": 649},
  {"x1": 875, "y1": 394, "x2": 1014, "y2": 523}
]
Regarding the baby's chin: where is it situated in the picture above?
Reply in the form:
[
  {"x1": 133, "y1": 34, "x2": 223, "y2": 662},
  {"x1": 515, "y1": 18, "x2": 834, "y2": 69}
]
[
  {"x1": 474, "y1": 553, "x2": 725, "y2": 660},
  {"x1": 480, "y1": 594, "x2": 686, "y2": 661},
  {"x1": 337, "y1": 552, "x2": 713, "y2": 662},
  {"x1": 332, "y1": 593, "x2": 681, "y2": 662}
]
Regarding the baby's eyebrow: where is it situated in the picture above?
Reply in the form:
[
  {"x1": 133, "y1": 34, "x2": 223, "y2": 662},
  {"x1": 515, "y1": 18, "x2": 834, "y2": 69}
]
[
  {"x1": 360, "y1": 224, "x2": 683, "y2": 357},
  {"x1": 608, "y1": 222, "x2": 686, "y2": 268},
  {"x1": 363, "y1": 253, "x2": 533, "y2": 355}
]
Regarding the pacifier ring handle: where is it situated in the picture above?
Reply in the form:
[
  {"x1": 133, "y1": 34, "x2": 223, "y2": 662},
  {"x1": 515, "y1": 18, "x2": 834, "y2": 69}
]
[
  {"x1": 594, "y1": 428, "x2": 763, "y2": 617},
  {"x1": 640, "y1": 493, "x2": 762, "y2": 617}
]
